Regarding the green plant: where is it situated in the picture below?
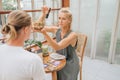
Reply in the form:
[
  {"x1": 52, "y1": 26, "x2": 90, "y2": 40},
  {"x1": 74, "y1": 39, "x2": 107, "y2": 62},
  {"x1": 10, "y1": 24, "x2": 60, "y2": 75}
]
[
  {"x1": 104, "y1": 30, "x2": 120, "y2": 55},
  {"x1": 24, "y1": 39, "x2": 42, "y2": 48},
  {"x1": 33, "y1": 21, "x2": 45, "y2": 30},
  {"x1": 104, "y1": 31, "x2": 111, "y2": 49},
  {"x1": 2, "y1": 0, "x2": 17, "y2": 10}
]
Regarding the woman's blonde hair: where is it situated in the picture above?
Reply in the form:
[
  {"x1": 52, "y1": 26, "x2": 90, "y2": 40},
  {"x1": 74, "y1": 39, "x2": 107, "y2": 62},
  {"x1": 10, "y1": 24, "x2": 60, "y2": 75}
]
[
  {"x1": 1, "y1": 10, "x2": 31, "y2": 41},
  {"x1": 59, "y1": 8, "x2": 72, "y2": 24}
]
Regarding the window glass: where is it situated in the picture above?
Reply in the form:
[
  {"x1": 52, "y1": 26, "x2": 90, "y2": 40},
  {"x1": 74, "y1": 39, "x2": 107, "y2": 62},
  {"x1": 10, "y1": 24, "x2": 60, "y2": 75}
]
[
  {"x1": 70, "y1": 0, "x2": 96, "y2": 56},
  {"x1": 2, "y1": 0, "x2": 17, "y2": 10},
  {"x1": 20, "y1": 0, "x2": 32, "y2": 10},
  {"x1": 79, "y1": 0, "x2": 96, "y2": 56},
  {"x1": 96, "y1": 0, "x2": 116, "y2": 60},
  {"x1": 115, "y1": 13, "x2": 120, "y2": 64}
]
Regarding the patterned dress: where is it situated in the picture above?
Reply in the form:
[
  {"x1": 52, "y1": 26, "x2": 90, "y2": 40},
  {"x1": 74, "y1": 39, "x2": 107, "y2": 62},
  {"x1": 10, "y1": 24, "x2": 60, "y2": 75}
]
[{"x1": 56, "y1": 29, "x2": 79, "y2": 80}]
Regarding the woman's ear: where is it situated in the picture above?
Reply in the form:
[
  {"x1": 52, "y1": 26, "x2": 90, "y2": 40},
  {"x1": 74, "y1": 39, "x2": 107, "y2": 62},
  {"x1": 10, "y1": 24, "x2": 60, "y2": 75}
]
[{"x1": 24, "y1": 27, "x2": 29, "y2": 34}]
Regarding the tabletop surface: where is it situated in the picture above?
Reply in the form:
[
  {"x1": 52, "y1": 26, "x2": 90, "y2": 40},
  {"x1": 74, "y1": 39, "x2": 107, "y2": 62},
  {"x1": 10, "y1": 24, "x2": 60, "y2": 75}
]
[{"x1": 38, "y1": 53, "x2": 66, "y2": 73}]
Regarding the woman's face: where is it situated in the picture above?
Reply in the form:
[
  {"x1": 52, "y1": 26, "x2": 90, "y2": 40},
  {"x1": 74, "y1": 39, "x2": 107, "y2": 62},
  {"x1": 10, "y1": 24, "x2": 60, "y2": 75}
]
[{"x1": 58, "y1": 12, "x2": 71, "y2": 28}]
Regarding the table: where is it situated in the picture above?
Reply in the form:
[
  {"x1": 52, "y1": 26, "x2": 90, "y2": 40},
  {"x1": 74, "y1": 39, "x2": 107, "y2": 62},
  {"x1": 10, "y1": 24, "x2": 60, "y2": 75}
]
[{"x1": 38, "y1": 53, "x2": 66, "y2": 80}]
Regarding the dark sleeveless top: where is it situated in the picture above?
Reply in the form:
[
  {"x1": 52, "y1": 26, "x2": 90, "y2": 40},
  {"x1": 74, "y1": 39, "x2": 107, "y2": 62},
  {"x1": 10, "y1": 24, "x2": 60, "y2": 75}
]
[{"x1": 56, "y1": 29, "x2": 79, "y2": 80}]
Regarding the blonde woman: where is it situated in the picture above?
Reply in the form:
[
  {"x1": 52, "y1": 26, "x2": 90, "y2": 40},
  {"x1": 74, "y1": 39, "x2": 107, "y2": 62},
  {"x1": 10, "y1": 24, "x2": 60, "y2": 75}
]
[
  {"x1": 0, "y1": 10, "x2": 46, "y2": 80},
  {"x1": 38, "y1": 8, "x2": 79, "y2": 80}
]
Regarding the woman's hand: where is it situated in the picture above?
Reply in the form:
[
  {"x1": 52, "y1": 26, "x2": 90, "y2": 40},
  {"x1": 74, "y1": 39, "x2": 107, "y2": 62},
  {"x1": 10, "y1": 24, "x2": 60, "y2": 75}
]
[
  {"x1": 32, "y1": 26, "x2": 47, "y2": 35},
  {"x1": 41, "y1": 6, "x2": 49, "y2": 15},
  {"x1": 40, "y1": 28, "x2": 47, "y2": 35}
]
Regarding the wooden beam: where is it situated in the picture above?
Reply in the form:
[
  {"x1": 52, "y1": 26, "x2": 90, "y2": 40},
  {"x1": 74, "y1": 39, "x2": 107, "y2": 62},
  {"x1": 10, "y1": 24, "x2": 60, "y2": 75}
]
[
  {"x1": 62, "y1": 0, "x2": 69, "y2": 7},
  {"x1": 0, "y1": 8, "x2": 60, "y2": 14}
]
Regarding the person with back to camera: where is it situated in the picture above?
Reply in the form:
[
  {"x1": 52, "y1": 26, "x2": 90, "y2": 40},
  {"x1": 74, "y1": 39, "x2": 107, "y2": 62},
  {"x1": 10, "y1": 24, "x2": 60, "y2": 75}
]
[
  {"x1": 35, "y1": 7, "x2": 79, "y2": 80},
  {"x1": 0, "y1": 7, "x2": 47, "y2": 80}
]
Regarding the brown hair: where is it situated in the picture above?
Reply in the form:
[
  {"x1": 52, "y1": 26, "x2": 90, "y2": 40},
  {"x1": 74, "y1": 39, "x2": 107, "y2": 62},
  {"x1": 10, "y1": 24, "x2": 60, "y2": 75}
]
[{"x1": 1, "y1": 10, "x2": 31, "y2": 41}]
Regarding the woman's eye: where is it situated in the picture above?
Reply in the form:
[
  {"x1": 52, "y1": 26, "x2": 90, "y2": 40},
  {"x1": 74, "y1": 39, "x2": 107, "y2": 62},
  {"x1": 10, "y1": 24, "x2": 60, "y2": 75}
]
[{"x1": 58, "y1": 17, "x2": 61, "y2": 20}]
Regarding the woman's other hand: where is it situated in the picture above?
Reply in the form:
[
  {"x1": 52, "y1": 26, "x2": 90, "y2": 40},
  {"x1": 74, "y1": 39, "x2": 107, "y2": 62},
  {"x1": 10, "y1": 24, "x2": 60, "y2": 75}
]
[
  {"x1": 41, "y1": 6, "x2": 49, "y2": 15},
  {"x1": 40, "y1": 28, "x2": 47, "y2": 35}
]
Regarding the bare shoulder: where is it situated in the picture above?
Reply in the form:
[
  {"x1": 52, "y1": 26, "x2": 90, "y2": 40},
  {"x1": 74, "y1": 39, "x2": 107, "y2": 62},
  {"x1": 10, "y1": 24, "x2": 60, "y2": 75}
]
[
  {"x1": 69, "y1": 32, "x2": 77, "y2": 38},
  {"x1": 68, "y1": 32, "x2": 77, "y2": 47},
  {"x1": 65, "y1": 31, "x2": 77, "y2": 41}
]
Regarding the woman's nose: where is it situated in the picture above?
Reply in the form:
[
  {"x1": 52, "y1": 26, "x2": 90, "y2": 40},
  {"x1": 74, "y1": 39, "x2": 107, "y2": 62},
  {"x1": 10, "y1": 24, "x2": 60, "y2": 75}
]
[{"x1": 59, "y1": 19, "x2": 62, "y2": 23}]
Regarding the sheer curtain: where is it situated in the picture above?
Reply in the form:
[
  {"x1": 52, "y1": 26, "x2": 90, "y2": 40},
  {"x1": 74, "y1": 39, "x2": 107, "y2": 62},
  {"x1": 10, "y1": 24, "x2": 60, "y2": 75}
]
[{"x1": 70, "y1": 0, "x2": 120, "y2": 64}]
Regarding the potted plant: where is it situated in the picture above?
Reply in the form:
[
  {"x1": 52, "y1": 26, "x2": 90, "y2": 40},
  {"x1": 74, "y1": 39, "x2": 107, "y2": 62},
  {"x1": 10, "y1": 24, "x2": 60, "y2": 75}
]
[{"x1": 24, "y1": 39, "x2": 42, "y2": 53}]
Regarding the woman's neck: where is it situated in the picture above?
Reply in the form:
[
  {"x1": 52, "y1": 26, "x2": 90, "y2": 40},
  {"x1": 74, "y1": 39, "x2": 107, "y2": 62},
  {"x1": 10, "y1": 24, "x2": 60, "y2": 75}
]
[
  {"x1": 61, "y1": 26, "x2": 70, "y2": 38},
  {"x1": 61, "y1": 25, "x2": 70, "y2": 33},
  {"x1": 7, "y1": 38, "x2": 24, "y2": 47}
]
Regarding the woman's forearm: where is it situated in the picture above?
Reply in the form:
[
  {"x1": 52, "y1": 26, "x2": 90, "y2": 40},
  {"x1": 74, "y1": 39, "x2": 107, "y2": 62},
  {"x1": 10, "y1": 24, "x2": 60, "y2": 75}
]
[
  {"x1": 43, "y1": 33, "x2": 59, "y2": 50},
  {"x1": 38, "y1": 13, "x2": 46, "y2": 23},
  {"x1": 38, "y1": 6, "x2": 49, "y2": 23}
]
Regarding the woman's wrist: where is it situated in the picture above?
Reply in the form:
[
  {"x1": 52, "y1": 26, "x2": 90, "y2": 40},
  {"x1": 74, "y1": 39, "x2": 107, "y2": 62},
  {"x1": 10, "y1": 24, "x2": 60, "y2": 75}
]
[
  {"x1": 41, "y1": 13, "x2": 46, "y2": 17},
  {"x1": 43, "y1": 32, "x2": 48, "y2": 36}
]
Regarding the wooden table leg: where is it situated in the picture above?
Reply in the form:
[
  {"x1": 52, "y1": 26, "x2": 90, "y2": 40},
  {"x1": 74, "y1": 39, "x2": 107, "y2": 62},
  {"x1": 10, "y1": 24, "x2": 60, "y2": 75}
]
[{"x1": 52, "y1": 71, "x2": 57, "y2": 80}]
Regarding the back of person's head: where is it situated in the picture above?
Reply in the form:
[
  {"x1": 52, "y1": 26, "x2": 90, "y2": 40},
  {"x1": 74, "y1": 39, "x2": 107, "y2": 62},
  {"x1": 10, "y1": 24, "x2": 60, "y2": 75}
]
[
  {"x1": 1, "y1": 10, "x2": 31, "y2": 41},
  {"x1": 59, "y1": 8, "x2": 72, "y2": 23}
]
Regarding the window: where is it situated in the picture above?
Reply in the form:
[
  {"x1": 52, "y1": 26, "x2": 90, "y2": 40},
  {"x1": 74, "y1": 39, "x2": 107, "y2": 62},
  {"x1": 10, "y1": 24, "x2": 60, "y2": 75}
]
[
  {"x1": 0, "y1": 0, "x2": 62, "y2": 42},
  {"x1": 2, "y1": 0, "x2": 17, "y2": 10}
]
